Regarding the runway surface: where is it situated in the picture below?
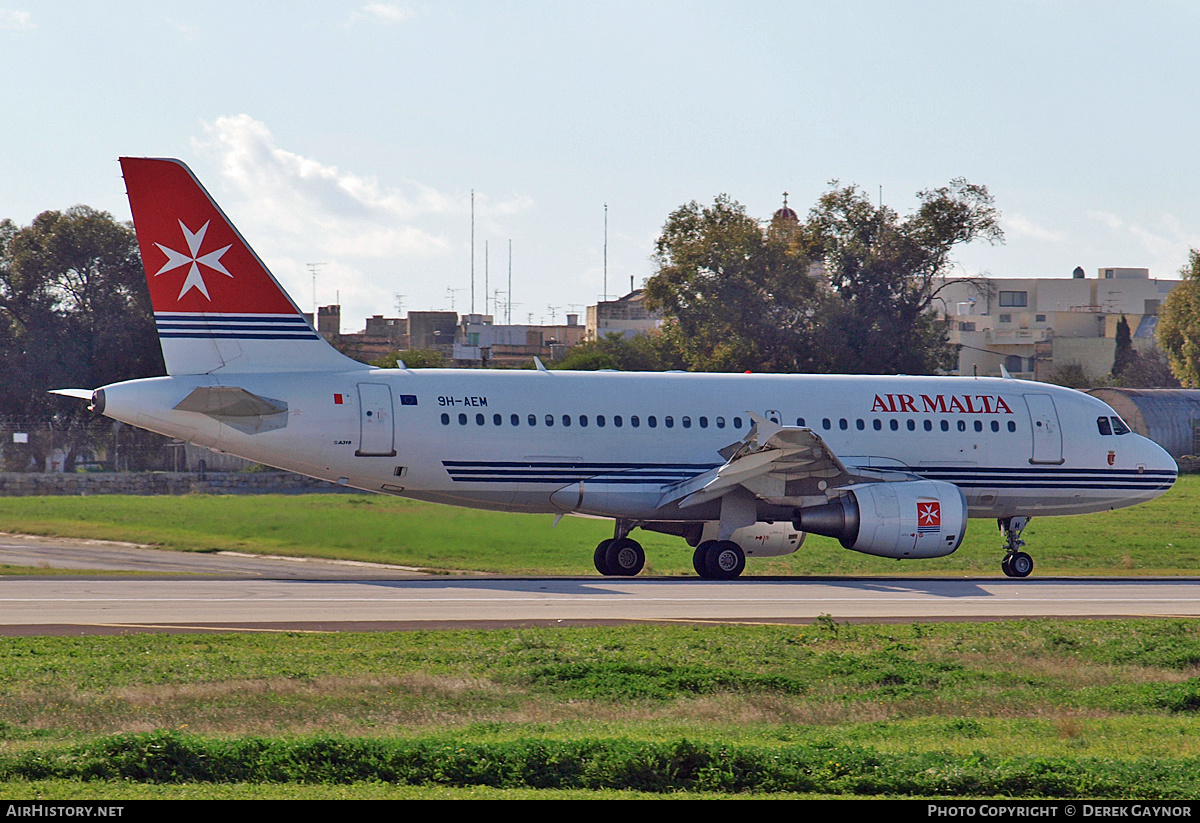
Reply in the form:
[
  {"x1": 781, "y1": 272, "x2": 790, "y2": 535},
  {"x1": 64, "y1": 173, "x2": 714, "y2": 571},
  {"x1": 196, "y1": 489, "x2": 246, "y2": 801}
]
[{"x1": 2, "y1": 534, "x2": 1199, "y2": 634}]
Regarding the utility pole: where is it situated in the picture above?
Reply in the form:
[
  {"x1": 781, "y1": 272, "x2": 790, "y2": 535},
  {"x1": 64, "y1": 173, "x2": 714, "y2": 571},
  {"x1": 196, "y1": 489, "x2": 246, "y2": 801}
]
[
  {"x1": 470, "y1": 190, "x2": 475, "y2": 315},
  {"x1": 603, "y1": 203, "x2": 608, "y2": 302}
]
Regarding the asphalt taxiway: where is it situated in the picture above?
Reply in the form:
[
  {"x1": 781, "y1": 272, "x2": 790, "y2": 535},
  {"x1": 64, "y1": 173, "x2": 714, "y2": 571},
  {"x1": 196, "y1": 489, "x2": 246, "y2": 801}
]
[{"x1": 2, "y1": 534, "x2": 1198, "y2": 634}]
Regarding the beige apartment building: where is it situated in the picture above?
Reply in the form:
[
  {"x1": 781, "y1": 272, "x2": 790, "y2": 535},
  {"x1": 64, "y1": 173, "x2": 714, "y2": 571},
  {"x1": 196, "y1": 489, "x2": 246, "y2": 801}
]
[{"x1": 934, "y1": 267, "x2": 1179, "y2": 380}]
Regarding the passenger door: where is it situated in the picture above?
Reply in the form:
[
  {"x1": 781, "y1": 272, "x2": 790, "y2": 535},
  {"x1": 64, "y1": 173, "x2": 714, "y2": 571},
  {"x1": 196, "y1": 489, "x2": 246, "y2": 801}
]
[{"x1": 1024, "y1": 393, "x2": 1063, "y2": 464}]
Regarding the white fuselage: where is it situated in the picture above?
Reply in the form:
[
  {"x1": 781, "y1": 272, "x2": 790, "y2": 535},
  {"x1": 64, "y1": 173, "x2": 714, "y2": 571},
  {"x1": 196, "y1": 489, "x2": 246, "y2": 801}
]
[{"x1": 95, "y1": 369, "x2": 1178, "y2": 524}]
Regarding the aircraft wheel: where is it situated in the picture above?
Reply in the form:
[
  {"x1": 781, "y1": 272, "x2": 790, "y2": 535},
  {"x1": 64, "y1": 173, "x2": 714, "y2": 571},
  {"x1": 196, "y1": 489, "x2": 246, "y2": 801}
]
[
  {"x1": 705, "y1": 540, "x2": 746, "y2": 580},
  {"x1": 693, "y1": 541, "x2": 716, "y2": 577},
  {"x1": 605, "y1": 538, "x2": 645, "y2": 576},
  {"x1": 1008, "y1": 551, "x2": 1034, "y2": 578},
  {"x1": 594, "y1": 539, "x2": 615, "y2": 575}
]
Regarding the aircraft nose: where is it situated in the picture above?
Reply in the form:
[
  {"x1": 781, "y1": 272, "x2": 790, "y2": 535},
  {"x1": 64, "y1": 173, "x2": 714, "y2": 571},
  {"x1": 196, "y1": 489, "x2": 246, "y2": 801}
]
[{"x1": 1139, "y1": 435, "x2": 1178, "y2": 493}]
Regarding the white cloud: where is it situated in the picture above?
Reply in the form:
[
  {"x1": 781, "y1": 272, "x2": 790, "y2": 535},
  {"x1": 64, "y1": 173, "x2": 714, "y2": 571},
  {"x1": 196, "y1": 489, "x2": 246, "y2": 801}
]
[
  {"x1": 0, "y1": 9, "x2": 34, "y2": 31},
  {"x1": 190, "y1": 114, "x2": 532, "y2": 324},
  {"x1": 1001, "y1": 213, "x2": 1066, "y2": 244},
  {"x1": 1086, "y1": 210, "x2": 1200, "y2": 274},
  {"x1": 349, "y1": 3, "x2": 415, "y2": 27}
]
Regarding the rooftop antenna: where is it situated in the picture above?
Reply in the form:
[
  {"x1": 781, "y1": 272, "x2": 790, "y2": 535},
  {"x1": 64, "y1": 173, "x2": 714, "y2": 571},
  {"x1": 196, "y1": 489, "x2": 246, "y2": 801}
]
[
  {"x1": 394, "y1": 293, "x2": 405, "y2": 316},
  {"x1": 507, "y1": 239, "x2": 513, "y2": 325},
  {"x1": 446, "y1": 286, "x2": 464, "y2": 312},
  {"x1": 306, "y1": 262, "x2": 325, "y2": 314},
  {"x1": 484, "y1": 240, "x2": 489, "y2": 316}
]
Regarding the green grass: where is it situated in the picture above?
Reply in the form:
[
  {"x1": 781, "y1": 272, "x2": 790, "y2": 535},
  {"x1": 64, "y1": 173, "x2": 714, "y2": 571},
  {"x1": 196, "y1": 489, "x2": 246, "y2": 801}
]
[
  {"x1": 2, "y1": 622, "x2": 1200, "y2": 796},
  {"x1": 0, "y1": 475, "x2": 1197, "y2": 575}
]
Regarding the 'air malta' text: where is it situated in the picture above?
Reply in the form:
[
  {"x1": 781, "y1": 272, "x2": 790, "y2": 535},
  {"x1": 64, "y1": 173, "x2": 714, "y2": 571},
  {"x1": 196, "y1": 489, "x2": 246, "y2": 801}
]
[{"x1": 872, "y1": 394, "x2": 1015, "y2": 414}]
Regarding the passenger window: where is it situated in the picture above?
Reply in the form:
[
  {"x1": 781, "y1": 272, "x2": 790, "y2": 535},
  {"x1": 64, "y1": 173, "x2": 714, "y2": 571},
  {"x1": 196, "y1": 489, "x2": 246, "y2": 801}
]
[
  {"x1": 476, "y1": 413, "x2": 485, "y2": 426},
  {"x1": 493, "y1": 414, "x2": 502, "y2": 426},
  {"x1": 907, "y1": 420, "x2": 916, "y2": 431},
  {"x1": 924, "y1": 420, "x2": 933, "y2": 432},
  {"x1": 699, "y1": 416, "x2": 708, "y2": 428},
  {"x1": 822, "y1": 418, "x2": 831, "y2": 430},
  {"x1": 941, "y1": 420, "x2": 950, "y2": 432},
  {"x1": 856, "y1": 419, "x2": 864, "y2": 430},
  {"x1": 458, "y1": 413, "x2": 467, "y2": 425},
  {"x1": 1111, "y1": 416, "x2": 1131, "y2": 435},
  {"x1": 873, "y1": 419, "x2": 882, "y2": 431},
  {"x1": 579, "y1": 415, "x2": 588, "y2": 427},
  {"x1": 990, "y1": 420, "x2": 999, "y2": 432},
  {"x1": 1007, "y1": 421, "x2": 1017, "y2": 432},
  {"x1": 958, "y1": 420, "x2": 966, "y2": 432},
  {"x1": 665, "y1": 416, "x2": 674, "y2": 428},
  {"x1": 716, "y1": 417, "x2": 726, "y2": 429},
  {"x1": 528, "y1": 414, "x2": 537, "y2": 427},
  {"x1": 974, "y1": 420, "x2": 983, "y2": 432},
  {"x1": 889, "y1": 419, "x2": 899, "y2": 431},
  {"x1": 511, "y1": 414, "x2": 520, "y2": 426},
  {"x1": 562, "y1": 415, "x2": 571, "y2": 427},
  {"x1": 597, "y1": 415, "x2": 605, "y2": 427},
  {"x1": 631, "y1": 416, "x2": 640, "y2": 428},
  {"x1": 734, "y1": 417, "x2": 743, "y2": 428},
  {"x1": 796, "y1": 417, "x2": 806, "y2": 427},
  {"x1": 839, "y1": 418, "x2": 848, "y2": 430},
  {"x1": 441, "y1": 413, "x2": 450, "y2": 425},
  {"x1": 648, "y1": 416, "x2": 657, "y2": 428},
  {"x1": 545, "y1": 414, "x2": 554, "y2": 427},
  {"x1": 682, "y1": 416, "x2": 691, "y2": 428},
  {"x1": 614, "y1": 415, "x2": 623, "y2": 427}
]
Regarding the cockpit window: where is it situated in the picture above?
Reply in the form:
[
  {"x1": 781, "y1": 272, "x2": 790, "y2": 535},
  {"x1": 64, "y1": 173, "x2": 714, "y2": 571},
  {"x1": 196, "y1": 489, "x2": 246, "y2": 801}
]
[
  {"x1": 1111, "y1": 416, "x2": 1131, "y2": 435},
  {"x1": 1097, "y1": 416, "x2": 1113, "y2": 436}
]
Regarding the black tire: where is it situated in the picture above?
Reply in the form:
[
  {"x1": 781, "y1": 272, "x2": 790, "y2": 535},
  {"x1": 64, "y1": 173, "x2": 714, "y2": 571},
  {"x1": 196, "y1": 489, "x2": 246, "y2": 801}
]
[
  {"x1": 605, "y1": 538, "x2": 645, "y2": 576},
  {"x1": 1009, "y1": 551, "x2": 1033, "y2": 578},
  {"x1": 704, "y1": 540, "x2": 745, "y2": 580},
  {"x1": 594, "y1": 539, "x2": 615, "y2": 575},
  {"x1": 693, "y1": 541, "x2": 716, "y2": 577}
]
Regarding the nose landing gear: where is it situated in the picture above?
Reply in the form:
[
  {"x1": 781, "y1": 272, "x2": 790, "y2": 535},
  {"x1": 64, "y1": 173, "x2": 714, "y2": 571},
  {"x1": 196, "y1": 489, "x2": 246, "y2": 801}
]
[{"x1": 999, "y1": 516, "x2": 1033, "y2": 578}]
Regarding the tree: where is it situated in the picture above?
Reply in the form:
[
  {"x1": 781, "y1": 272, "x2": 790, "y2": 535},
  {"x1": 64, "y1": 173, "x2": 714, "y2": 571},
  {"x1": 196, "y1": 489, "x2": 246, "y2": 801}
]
[
  {"x1": 0, "y1": 207, "x2": 164, "y2": 469},
  {"x1": 794, "y1": 179, "x2": 1002, "y2": 374},
  {"x1": 1158, "y1": 249, "x2": 1200, "y2": 387},
  {"x1": 1112, "y1": 315, "x2": 1136, "y2": 379},
  {"x1": 643, "y1": 180, "x2": 1002, "y2": 375},
  {"x1": 552, "y1": 332, "x2": 681, "y2": 371},
  {"x1": 370, "y1": 348, "x2": 447, "y2": 368},
  {"x1": 643, "y1": 195, "x2": 824, "y2": 373}
]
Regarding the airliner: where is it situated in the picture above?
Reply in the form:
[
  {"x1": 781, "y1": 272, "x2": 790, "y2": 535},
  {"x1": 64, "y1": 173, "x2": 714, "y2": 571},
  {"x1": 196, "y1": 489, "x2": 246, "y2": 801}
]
[{"x1": 55, "y1": 158, "x2": 1179, "y2": 579}]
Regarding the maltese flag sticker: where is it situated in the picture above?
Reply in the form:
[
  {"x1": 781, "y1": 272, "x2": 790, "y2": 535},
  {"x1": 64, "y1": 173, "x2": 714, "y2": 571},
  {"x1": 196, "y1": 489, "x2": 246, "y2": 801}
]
[{"x1": 917, "y1": 501, "x2": 942, "y2": 534}]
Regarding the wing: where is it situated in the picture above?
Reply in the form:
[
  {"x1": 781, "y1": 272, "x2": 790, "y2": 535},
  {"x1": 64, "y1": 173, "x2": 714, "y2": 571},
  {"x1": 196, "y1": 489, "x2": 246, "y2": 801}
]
[{"x1": 658, "y1": 412, "x2": 910, "y2": 510}]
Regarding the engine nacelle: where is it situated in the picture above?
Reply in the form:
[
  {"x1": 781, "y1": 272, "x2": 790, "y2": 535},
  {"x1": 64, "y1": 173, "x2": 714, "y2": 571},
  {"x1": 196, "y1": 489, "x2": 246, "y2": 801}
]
[
  {"x1": 698, "y1": 521, "x2": 805, "y2": 557},
  {"x1": 791, "y1": 479, "x2": 967, "y2": 559}
]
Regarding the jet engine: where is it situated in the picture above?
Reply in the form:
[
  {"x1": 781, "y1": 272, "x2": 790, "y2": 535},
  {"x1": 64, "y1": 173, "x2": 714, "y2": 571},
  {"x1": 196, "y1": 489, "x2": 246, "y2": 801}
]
[{"x1": 792, "y1": 479, "x2": 967, "y2": 559}]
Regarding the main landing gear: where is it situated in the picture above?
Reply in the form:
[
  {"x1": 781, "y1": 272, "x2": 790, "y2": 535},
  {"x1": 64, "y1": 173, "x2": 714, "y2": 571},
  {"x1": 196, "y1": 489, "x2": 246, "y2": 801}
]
[
  {"x1": 692, "y1": 540, "x2": 746, "y2": 580},
  {"x1": 593, "y1": 521, "x2": 646, "y2": 577},
  {"x1": 999, "y1": 516, "x2": 1034, "y2": 578}
]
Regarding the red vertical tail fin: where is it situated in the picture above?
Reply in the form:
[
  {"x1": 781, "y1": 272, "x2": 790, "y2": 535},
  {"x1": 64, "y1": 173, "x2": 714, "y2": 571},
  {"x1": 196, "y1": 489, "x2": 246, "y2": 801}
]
[{"x1": 120, "y1": 157, "x2": 360, "y2": 374}]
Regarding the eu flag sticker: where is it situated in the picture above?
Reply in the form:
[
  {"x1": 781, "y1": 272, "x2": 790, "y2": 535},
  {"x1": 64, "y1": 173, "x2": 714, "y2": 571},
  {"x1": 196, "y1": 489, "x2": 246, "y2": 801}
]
[{"x1": 399, "y1": 395, "x2": 418, "y2": 406}]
